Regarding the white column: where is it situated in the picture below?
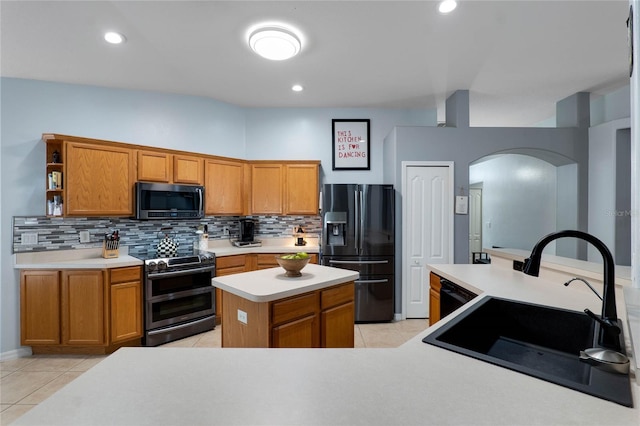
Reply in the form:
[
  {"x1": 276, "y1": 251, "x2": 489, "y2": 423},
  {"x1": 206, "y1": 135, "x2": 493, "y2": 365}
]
[{"x1": 631, "y1": 0, "x2": 640, "y2": 288}]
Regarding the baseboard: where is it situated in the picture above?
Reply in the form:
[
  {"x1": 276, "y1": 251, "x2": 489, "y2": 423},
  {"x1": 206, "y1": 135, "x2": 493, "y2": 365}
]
[
  {"x1": 394, "y1": 313, "x2": 403, "y2": 321},
  {"x1": 0, "y1": 347, "x2": 32, "y2": 361}
]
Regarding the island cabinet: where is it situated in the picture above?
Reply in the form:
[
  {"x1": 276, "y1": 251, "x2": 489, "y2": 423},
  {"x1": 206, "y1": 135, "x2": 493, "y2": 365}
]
[
  {"x1": 221, "y1": 281, "x2": 354, "y2": 349},
  {"x1": 20, "y1": 266, "x2": 143, "y2": 354},
  {"x1": 204, "y1": 158, "x2": 247, "y2": 215},
  {"x1": 138, "y1": 150, "x2": 204, "y2": 185}
]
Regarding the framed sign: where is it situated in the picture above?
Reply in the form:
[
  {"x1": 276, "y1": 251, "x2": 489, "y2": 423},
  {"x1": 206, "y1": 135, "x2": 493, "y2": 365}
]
[{"x1": 332, "y1": 119, "x2": 370, "y2": 170}]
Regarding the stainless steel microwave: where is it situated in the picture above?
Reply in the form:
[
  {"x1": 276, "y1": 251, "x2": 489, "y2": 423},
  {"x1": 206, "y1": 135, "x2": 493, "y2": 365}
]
[{"x1": 135, "y1": 182, "x2": 204, "y2": 220}]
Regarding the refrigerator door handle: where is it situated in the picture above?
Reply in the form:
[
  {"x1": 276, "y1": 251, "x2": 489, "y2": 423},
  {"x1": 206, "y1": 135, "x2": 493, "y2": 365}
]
[
  {"x1": 359, "y1": 190, "x2": 364, "y2": 254},
  {"x1": 354, "y1": 279, "x2": 389, "y2": 284},
  {"x1": 328, "y1": 260, "x2": 389, "y2": 265},
  {"x1": 354, "y1": 189, "x2": 360, "y2": 254}
]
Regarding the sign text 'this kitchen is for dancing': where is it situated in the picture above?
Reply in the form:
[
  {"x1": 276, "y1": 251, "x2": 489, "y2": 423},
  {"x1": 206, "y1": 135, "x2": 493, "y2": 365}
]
[{"x1": 332, "y1": 119, "x2": 371, "y2": 170}]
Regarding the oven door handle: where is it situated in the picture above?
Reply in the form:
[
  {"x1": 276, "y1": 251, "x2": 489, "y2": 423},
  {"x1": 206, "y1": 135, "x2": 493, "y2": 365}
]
[
  {"x1": 354, "y1": 279, "x2": 389, "y2": 284},
  {"x1": 147, "y1": 316, "x2": 213, "y2": 336},
  {"x1": 147, "y1": 267, "x2": 215, "y2": 279},
  {"x1": 328, "y1": 260, "x2": 389, "y2": 265}
]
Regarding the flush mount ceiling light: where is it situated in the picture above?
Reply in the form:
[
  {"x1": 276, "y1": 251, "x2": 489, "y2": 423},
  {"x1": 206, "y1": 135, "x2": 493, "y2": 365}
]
[
  {"x1": 292, "y1": 84, "x2": 304, "y2": 92},
  {"x1": 438, "y1": 0, "x2": 458, "y2": 14},
  {"x1": 249, "y1": 26, "x2": 301, "y2": 60},
  {"x1": 104, "y1": 31, "x2": 126, "y2": 44}
]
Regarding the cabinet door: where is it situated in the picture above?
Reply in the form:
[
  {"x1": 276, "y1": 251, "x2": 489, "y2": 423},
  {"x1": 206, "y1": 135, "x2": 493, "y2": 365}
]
[
  {"x1": 205, "y1": 159, "x2": 245, "y2": 215},
  {"x1": 285, "y1": 164, "x2": 319, "y2": 215},
  {"x1": 429, "y1": 273, "x2": 442, "y2": 326},
  {"x1": 110, "y1": 281, "x2": 143, "y2": 343},
  {"x1": 61, "y1": 270, "x2": 106, "y2": 346},
  {"x1": 20, "y1": 270, "x2": 60, "y2": 345},
  {"x1": 251, "y1": 164, "x2": 283, "y2": 214},
  {"x1": 271, "y1": 314, "x2": 318, "y2": 348},
  {"x1": 66, "y1": 142, "x2": 134, "y2": 216},
  {"x1": 256, "y1": 254, "x2": 279, "y2": 270},
  {"x1": 321, "y1": 302, "x2": 354, "y2": 348},
  {"x1": 174, "y1": 154, "x2": 203, "y2": 184},
  {"x1": 138, "y1": 150, "x2": 171, "y2": 183}
]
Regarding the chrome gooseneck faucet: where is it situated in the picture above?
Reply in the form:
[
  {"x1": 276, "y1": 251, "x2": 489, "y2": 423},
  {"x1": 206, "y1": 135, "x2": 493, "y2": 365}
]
[{"x1": 522, "y1": 230, "x2": 620, "y2": 351}]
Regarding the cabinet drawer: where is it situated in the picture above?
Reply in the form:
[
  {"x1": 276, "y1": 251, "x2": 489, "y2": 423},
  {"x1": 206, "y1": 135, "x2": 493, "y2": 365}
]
[
  {"x1": 271, "y1": 293, "x2": 318, "y2": 325},
  {"x1": 111, "y1": 267, "x2": 141, "y2": 284},
  {"x1": 321, "y1": 282, "x2": 354, "y2": 310},
  {"x1": 256, "y1": 254, "x2": 279, "y2": 268},
  {"x1": 216, "y1": 255, "x2": 246, "y2": 269}
]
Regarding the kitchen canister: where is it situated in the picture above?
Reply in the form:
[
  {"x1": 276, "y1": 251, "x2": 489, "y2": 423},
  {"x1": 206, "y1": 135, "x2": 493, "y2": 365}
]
[{"x1": 157, "y1": 233, "x2": 179, "y2": 257}]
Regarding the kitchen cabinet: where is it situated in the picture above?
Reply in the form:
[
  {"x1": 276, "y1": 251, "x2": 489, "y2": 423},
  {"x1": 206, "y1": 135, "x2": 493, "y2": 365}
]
[
  {"x1": 61, "y1": 270, "x2": 106, "y2": 346},
  {"x1": 285, "y1": 163, "x2": 320, "y2": 215},
  {"x1": 109, "y1": 267, "x2": 143, "y2": 344},
  {"x1": 249, "y1": 162, "x2": 320, "y2": 215},
  {"x1": 138, "y1": 150, "x2": 204, "y2": 185},
  {"x1": 429, "y1": 272, "x2": 442, "y2": 326},
  {"x1": 204, "y1": 158, "x2": 247, "y2": 215},
  {"x1": 65, "y1": 141, "x2": 135, "y2": 216},
  {"x1": 20, "y1": 266, "x2": 143, "y2": 354},
  {"x1": 250, "y1": 163, "x2": 284, "y2": 214},
  {"x1": 20, "y1": 270, "x2": 60, "y2": 345},
  {"x1": 221, "y1": 280, "x2": 353, "y2": 348},
  {"x1": 320, "y1": 282, "x2": 355, "y2": 348}
]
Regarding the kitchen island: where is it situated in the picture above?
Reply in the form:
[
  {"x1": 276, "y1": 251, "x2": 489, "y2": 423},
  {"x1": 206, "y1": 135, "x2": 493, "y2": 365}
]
[
  {"x1": 12, "y1": 263, "x2": 639, "y2": 425},
  {"x1": 213, "y1": 263, "x2": 358, "y2": 348}
]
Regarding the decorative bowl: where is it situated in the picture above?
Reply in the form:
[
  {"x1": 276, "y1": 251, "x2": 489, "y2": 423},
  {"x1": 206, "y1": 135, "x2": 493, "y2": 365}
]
[{"x1": 275, "y1": 255, "x2": 310, "y2": 277}]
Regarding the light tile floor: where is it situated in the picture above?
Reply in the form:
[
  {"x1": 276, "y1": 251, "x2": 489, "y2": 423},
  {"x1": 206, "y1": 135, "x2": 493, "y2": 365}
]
[{"x1": 0, "y1": 320, "x2": 428, "y2": 424}]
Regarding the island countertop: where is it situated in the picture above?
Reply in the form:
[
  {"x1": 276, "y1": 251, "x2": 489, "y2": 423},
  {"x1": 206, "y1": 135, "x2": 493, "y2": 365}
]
[{"x1": 212, "y1": 263, "x2": 359, "y2": 302}]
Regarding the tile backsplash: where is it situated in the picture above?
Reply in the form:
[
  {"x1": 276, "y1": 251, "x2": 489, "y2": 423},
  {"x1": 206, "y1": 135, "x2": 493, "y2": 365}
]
[{"x1": 12, "y1": 215, "x2": 321, "y2": 255}]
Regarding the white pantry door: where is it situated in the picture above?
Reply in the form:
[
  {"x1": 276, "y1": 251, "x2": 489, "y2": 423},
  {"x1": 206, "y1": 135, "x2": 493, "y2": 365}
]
[{"x1": 404, "y1": 164, "x2": 452, "y2": 318}]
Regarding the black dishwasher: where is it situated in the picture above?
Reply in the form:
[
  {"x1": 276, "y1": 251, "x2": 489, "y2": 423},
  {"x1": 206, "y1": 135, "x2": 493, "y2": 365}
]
[{"x1": 440, "y1": 279, "x2": 477, "y2": 318}]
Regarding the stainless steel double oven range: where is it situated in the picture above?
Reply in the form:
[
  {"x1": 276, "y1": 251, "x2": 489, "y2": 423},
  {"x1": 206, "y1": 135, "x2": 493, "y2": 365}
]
[{"x1": 140, "y1": 252, "x2": 216, "y2": 346}]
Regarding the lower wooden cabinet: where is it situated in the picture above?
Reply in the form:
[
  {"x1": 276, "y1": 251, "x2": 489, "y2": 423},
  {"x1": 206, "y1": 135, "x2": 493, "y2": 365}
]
[
  {"x1": 429, "y1": 272, "x2": 442, "y2": 326},
  {"x1": 222, "y1": 281, "x2": 354, "y2": 348},
  {"x1": 20, "y1": 270, "x2": 60, "y2": 346},
  {"x1": 20, "y1": 266, "x2": 143, "y2": 354}
]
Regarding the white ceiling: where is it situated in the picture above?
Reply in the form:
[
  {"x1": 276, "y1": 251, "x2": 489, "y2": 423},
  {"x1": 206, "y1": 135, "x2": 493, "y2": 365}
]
[{"x1": 0, "y1": 0, "x2": 632, "y2": 126}]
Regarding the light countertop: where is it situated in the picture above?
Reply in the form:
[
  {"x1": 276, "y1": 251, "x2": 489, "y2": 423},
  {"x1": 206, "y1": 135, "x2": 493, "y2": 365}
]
[
  {"x1": 13, "y1": 263, "x2": 639, "y2": 425},
  {"x1": 212, "y1": 263, "x2": 358, "y2": 302},
  {"x1": 205, "y1": 236, "x2": 320, "y2": 257},
  {"x1": 486, "y1": 247, "x2": 632, "y2": 286},
  {"x1": 13, "y1": 247, "x2": 143, "y2": 269}
]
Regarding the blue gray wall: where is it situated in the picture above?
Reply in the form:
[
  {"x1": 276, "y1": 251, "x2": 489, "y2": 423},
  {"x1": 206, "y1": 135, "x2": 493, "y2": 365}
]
[{"x1": 0, "y1": 77, "x2": 434, "y2": 357}]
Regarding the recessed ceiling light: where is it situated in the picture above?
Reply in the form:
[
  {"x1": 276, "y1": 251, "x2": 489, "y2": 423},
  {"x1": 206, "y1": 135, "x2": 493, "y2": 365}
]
[
  {"x1": 104, "y1": 31, "x2": 126, "y2": 44},
  {"x1": 249, "y1": 26, "x2": 301, "y2": 60},
  {"x1": 438, "y1": 0, "x2": 458, "y2": 14},
  {"x1": 292, "y1": 84, "x2": 304, "y2": 92}
]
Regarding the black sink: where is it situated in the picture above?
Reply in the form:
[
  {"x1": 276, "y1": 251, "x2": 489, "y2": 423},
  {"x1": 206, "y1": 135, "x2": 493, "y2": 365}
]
[{"x1": 423, "y1": 296, "x2": 633, "y2": 407}]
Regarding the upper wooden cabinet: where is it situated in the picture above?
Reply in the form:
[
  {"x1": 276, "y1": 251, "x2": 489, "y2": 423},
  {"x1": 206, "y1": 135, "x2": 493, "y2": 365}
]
[
  {"x1": 250, "y1": 163, "x2": 284, "y2": 215},
  {"x1": 65, "y1": 141, "x2": 135, "y2": 216},
  {"x1": 285, "y1": 163, "x2": 319, "y2": 215},
  {"x1": 249, "y1": 162, "x2": 320, "y2": 215},
  {"x1": 43, "y1": 134, "x2": 319, "y2": 217},
  {"x1": 138, "y1": 150, "x2": 203, "y2": 185},
  {"x1": 205, "y1": 158, "x2": 247, "y2": 215}
]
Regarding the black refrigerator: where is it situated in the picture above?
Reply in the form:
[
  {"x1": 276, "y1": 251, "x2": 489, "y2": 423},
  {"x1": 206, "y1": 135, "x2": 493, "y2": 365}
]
[{"x1": 321, "y1": 184, "x2": 395, "y2": 322}]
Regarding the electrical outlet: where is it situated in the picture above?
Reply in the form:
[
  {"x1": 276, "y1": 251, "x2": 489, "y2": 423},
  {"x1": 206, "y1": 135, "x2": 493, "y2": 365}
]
[
  {"x1": 21, "y1": 233, "x2": 38, "y2": 245},
  {"x1": 223, "y1": 227, "x2": 229, "y2": 236},
  {"x1": 79, "y1": 231, "x2": 90, "y2": 243},
  {"x1": 237, "y1": 309, "x2": 248, "y2": 324}
]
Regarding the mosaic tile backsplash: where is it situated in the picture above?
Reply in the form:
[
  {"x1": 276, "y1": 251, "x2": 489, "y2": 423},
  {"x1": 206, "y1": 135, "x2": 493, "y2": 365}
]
[{"x1": 13, "y1": 215, "x2": 322, "y2": 256}]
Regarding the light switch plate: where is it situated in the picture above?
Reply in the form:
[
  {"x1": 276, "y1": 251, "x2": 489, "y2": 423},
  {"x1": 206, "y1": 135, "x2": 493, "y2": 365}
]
[
  {"x1": 79, "y1": 231, "x2": 90, "y2": 243},
  {"x1": 237, "y1": 309, "x2": 248, "y2": 324}
]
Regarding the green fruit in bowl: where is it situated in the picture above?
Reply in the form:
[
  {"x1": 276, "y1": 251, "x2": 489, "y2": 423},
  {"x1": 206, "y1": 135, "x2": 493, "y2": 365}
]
[{"x1": 296, "y1": 252, "x2": 309, "y2": 259}]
